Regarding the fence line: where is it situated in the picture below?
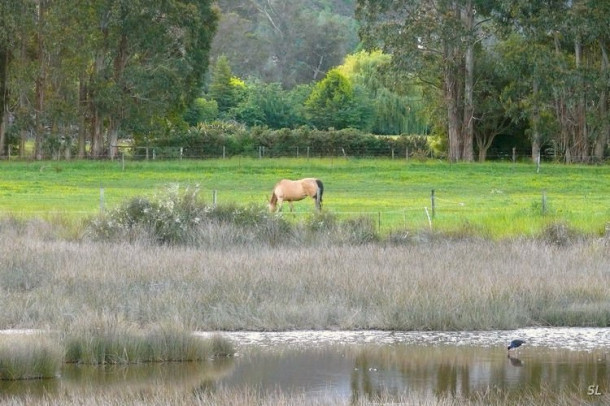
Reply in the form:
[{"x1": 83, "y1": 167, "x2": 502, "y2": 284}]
[{"x1": 4, "y1": 144, "x2": 586, "y2": 163}]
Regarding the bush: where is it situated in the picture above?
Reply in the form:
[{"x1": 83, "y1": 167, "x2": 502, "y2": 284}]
[
  {"x1": 87, "y1": 184, "x2": 206, "y2": 245},
  {"x1": 540, "y1": 222, "x2": 583, "y2": 246},
  {"x1": 86, "y1": 188, "x2": 295, "y2": 247}
]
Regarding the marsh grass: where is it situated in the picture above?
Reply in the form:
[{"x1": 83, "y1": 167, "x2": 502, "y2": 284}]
[
  {"x1": 0, "y1": 326, "x2": 232, "y2": 381},
  {"x1": 2, "y1": 384, "x2": 606, "y2": 405},
  {"x1": 63, "y1": 319, "x2": 233, "y2": 365},
  {"x1": 0, "y1": 218, "x2": 608, "y2": 332},
  {"x1": 0, "y1": 334, "x2": 63, "y2": 380}
]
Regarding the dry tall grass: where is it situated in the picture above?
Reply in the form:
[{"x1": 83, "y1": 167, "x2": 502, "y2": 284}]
[
  {"x1": 0, "y1": 219, "x2": 608, "y2": 332},
  {"x1": 2, "y1": 385, "x2": 606, "y2": 406}
]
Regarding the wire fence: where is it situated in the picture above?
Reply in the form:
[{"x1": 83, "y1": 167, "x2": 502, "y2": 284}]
[
  {"x1": 3, "y1": 183, "x2": 607, "y2": 235},
  {"x1": 3, "y1": 144, "x2": 580, "y2": 163},
  {"x1": 108, "y1": 145, "x2": 546, "y2": 162}
]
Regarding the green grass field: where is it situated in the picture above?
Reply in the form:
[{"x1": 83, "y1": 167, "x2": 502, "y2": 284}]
[{"x1": 1, "y1": 158, "x2": 609, "y2": 238}]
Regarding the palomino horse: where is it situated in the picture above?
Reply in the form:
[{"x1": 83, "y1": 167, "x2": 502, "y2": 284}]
[{"x1": 269, "y1": 178, "x2": 324, "y2": 212}]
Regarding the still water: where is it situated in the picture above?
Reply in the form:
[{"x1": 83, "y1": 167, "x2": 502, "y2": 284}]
[{"x1": 2, "y1": 328, "x2": 609, "y2": 403}]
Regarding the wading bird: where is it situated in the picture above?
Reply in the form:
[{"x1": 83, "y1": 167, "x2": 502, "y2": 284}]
[{"x1": 507, "y1": 339, "x2": 525, "y2": 351}]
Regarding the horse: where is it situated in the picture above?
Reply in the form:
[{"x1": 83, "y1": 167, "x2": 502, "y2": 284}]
[{"x1": 269, "y1": 178, "x2": 324, "y2": 212}]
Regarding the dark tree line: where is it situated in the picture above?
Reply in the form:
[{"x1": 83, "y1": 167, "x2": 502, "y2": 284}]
[
  {"x1": 1, "y1": 0, "x2": 609, "y2": 163},
  {"x1": 357, "y1": 0, "x2": 610, "y2": 162},
  {"x1": 0, "y1": 0, "x2": 218, "y2": 159}
]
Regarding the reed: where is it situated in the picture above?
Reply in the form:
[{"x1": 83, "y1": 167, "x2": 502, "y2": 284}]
[
  {"x1": 0, "y1": 334, "x2": 63, "y2": 380},
  {"x1": 63, "y1": 319, "x2": 233, "y2": 365},
  {"x1": 1, "y1": 385, "x2": 605, "y2": 405},
  {"x1": 0, "y1": 218, "x2": 608, "y2": 332}
]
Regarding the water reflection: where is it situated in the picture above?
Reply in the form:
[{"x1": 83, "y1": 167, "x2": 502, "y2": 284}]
[
  {"x1": 0, "y1": 358, "x2": 235, "y2": 399},
  {"x1": 209, "y1": 343, "x2": 608, "y2": 403},
  {"x1": 1, "y1": 329, "x2": 609, "y2": 404},
  {"x1": 338, "y1": 345, "x2": 609, "y2": 402}
]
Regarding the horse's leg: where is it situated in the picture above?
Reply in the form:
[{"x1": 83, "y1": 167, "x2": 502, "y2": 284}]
[{"x1": 289, "y1": 201, "x2": 294, "y2": 212}]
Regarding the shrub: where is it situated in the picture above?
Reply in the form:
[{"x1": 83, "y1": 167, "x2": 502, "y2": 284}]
[
  {"x1": 340, "y1": 215, "x2": 379, "y2": 244},
  {"x1": 540, "y1": 222, "x2": 583, "y2": 246},
  {"x1": 87, "y1": 184, "x2": 206, "y2": 245}
]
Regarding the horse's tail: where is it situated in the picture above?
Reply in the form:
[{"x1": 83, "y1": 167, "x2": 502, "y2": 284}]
[{"x1": 315, "y1": 179, "x2": 324, "y2": 210}]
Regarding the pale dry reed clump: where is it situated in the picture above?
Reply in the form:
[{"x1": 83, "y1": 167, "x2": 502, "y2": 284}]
[
  {"x1": 62, "y1": 317, "x2": 233, "y2": 365},
  {"x1": 0, "y1": 334, "x2": 63, "y2": 380},
  {"x1": 0, "y1": 215, "x2": 608, "y2": 331}
]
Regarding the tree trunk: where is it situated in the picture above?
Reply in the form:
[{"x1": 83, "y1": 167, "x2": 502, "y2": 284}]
[
  {"x1": 77, "y1": 73, "x2": 87, "y2": 158},
  {"x1": 34, "y1": 1, "x2": 46, "y2": 161},
  {"x1": 0, "y1": 46, "x2": 7, "y2": 157},
  {"x1": 445, "y1": 65, "x2": 461, "y2": 162},
  {"x1": 108, "y1": 117, "x2": 119, "y2": 159},
  {"x1": 531, "y1": 79, "x2": 541, "y2": 161},
  {"x1": 90, "y1": 106, "x2": 103, "y2": 158},
  {"x1": 574, "y1": 37, "x2": 588, "y2": 163},
  {"x1": 594, "y1": 40, "x2": 609, "y2": 161},
  {"x1": 461, "y1": 0, "x2": 474, "y2": 162},
  {"x1": 89, "y1": 50, "x2": 105, "y2": 158},
  {"x1": 444, "y1": 19, "x2": 461, "y2": 163}
]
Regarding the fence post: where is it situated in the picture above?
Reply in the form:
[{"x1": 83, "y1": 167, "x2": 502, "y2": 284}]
[
  {"x1": 121, "y1": 151, "x2": 125, "y2": 171},
  {"x1": 307, "y1": 146, "x2": 310, "y2": 160},
  {"x1": 536, "y1": 151, "x2": 541, "y2": 173},
  {"x1": 391, "y1": 148, "x2": 395, "y2": 159},
  {"x1": 213, "y1": 190, "x2": 217, "y2": 207},
  {"x1": 542, "y1": 190, "x2": 547, "y2": 215},
  {"x1": 222, "y1": 146, "x2": 226, "y2": 159},
  {"x1": 100, "y1": 185, "x2": 105, "y2": 213},
  {"x1": 512, "y1": 147, "x2": 516, "y2": 163},
  {"x1": 180, "y1": 147, "x2": 183, "y2": 160},
  {"x1": 406, "y1": 147, "x2": 409, "y2": 161},
  {"x1": 431, "y1": 189, "x2": 436, "y2": 218}
]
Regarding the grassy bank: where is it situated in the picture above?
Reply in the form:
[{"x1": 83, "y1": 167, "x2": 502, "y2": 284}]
[
  {"x1": 1, "y1": 159, "x2": 609, "y2": 238},
  {"x1": 1, "y1": 219, "x2": 608, "y2": 332},
  {"x1": 2, "y1": 385, "x2": 606, "y2": 406}
]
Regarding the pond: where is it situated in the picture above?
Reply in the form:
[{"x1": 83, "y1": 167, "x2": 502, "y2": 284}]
[{"x1": 2, "y1": 327, "x2": 609, "y2": 404}]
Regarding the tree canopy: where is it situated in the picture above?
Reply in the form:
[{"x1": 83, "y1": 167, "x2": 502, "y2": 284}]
[{"x1": 0, "y1": 0, "x2": 218, "y2": 159}]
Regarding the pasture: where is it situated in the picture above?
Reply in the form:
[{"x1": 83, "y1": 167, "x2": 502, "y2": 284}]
[{"x1": 0, "y1": 158, "x2": 608, "y2": 238}]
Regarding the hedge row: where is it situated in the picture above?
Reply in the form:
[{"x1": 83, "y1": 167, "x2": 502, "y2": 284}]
[{"x1": 146, "y1": 123, "x2": 431, "y2": 159}]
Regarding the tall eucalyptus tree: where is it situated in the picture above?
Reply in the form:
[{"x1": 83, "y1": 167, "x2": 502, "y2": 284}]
[{"x1": 357, "y1": 0, "x2": 481, "y2": 161}]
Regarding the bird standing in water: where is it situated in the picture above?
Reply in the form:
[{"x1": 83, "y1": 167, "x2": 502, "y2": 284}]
[{"x1": 507, "y1": 339, "x2": 525, "y2": 351}]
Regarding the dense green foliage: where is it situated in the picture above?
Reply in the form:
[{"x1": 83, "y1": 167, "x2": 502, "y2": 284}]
[
  {"x1": 152, "y1": 123, "x2": 429, "y2": 159},
  {"x1": 357, "y1": 0, "x2": 610, "y2": 162},
  {"x1": 0, "y1": 0, "x2": 218, "y2": 159},
  {"x1": 1, "y1": 0, "x2": 609, "y2": 163}
]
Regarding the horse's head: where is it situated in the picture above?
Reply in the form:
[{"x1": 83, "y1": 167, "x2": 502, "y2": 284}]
[{"x1": 269, "y1": 190, "x2": 278, "y2": 212}]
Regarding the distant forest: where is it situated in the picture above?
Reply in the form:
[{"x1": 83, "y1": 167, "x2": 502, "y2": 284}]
[{"x1": 211, "y1": 0, "x2": 359, "y2": 88}]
